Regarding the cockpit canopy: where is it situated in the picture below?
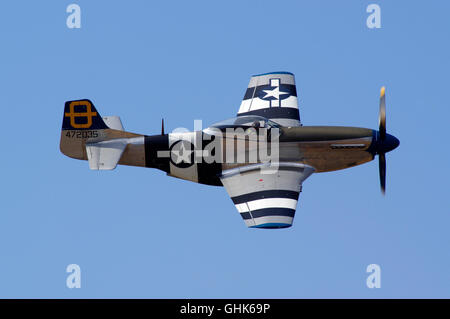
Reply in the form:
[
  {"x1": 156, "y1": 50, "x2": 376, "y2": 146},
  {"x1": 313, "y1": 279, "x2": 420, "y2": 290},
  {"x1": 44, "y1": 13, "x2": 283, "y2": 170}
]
[{"x1": 208, "y1": 115, "x2": 281, "y2": 130}]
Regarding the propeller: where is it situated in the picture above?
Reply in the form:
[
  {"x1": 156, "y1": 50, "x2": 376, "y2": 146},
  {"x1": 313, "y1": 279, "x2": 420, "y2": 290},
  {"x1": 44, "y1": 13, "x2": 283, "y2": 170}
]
[
  {"x1": 161, "y1": 118, "x2": 165, "y2": 135},
  {"x1": 378, "y1": 86, "x2": 387, "y2": 194},
  {"x1": 379, "y1": 152, "x2": 386, "y2": 194},
  {"x1": 379, "y1": 86, "x2": 386, "y2": 140}
]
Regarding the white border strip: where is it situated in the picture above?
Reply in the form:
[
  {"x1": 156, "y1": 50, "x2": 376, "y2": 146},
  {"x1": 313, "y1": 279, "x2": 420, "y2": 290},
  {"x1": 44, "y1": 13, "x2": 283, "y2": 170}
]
[{"x1": 235, "y1": 198, "x2": 298, "y2": 213}]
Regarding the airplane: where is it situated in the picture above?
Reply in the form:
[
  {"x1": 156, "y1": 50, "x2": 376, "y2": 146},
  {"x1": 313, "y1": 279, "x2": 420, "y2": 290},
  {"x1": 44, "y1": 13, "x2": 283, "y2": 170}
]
[{"x1": 60, "y1": 71, "x2": 399, "y2": 229}]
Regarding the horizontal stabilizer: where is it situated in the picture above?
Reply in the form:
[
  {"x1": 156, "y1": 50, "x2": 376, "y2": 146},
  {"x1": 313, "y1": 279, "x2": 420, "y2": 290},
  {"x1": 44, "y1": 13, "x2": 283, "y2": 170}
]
[
  {"x1": 86, "y1": 139, "x2": 128, "y2": 170},
  {"x1": 85, "y1": 137, "x2": 144, "y2": 170}
]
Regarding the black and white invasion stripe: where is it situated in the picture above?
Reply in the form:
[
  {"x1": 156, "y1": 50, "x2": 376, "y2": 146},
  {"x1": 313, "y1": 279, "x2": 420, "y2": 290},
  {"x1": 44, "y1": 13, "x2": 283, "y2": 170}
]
[
  {"x1": 237, "y1": 72, "x2": 301, "y2": 127},
  {"x1": 231, "y1": 190, "x2": 299, "y2": 228}
]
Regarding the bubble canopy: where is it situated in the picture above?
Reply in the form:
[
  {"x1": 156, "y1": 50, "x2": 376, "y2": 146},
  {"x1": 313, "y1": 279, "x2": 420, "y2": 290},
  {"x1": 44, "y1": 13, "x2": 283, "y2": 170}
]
[{"x1": 208, "y1": 115, "x2": 281, "y2": 130}]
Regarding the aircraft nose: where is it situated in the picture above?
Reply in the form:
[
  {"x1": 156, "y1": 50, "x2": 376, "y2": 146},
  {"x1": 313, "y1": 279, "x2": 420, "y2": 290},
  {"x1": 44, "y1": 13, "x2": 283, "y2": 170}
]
[
  {"x1": 377, "y1": 132, "x2": 400, "y2": 153},
  {"x1": 386, "y1": 134, "x2": 400, "y2": 152}
]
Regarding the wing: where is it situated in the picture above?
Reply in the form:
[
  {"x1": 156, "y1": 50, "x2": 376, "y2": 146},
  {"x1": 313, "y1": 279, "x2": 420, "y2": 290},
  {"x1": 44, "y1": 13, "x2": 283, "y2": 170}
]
[
  {"x1": 237, "y1": 72, "x2": 301, "y2": 127},
  {"x1": 220, "y1": 163, "x2": 315, "y2": 228}
]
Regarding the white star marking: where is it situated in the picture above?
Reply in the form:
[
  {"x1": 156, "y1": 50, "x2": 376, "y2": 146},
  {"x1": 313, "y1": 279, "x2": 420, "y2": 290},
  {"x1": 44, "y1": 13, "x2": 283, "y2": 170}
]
[
  {"x1": 171, "y1": 141, "x2": 193, "y2": 164},
  {"x1": 262, "y1": 86, "x2": 288, "y2": 100}
]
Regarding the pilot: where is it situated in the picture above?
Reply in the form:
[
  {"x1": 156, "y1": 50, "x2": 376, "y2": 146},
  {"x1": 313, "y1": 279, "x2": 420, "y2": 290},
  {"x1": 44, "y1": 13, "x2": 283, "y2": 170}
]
[{"x1": 251, "y1": 120, "x2": 261, "y2": 128}]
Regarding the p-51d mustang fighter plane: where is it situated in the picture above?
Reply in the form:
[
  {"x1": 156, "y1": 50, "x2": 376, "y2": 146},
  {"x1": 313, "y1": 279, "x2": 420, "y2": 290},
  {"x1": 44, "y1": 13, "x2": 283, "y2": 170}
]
[{"x1": 60, "y1": 72, "x2": 399, "y2": 229}]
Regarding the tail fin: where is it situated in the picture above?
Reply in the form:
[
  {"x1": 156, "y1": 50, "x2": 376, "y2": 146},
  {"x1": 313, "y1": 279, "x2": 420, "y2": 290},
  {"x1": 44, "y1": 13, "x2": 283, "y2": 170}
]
[
  {"x1": 60, "y1": 99, "x2": 110, "y2": 161},
  {"x1": 62, "y1": 99, "x2": 108, "y2": 131}
]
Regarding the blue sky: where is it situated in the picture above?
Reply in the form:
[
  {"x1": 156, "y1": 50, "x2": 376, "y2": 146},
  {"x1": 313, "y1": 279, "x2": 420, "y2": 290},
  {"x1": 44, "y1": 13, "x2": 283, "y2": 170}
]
[{"x1": 0, "y1": 1, "x2": 449, "y2": 298}]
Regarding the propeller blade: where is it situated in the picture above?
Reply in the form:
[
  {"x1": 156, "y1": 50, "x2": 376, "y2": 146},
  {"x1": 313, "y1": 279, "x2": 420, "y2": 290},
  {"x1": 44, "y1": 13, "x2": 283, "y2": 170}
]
[
  {"x1": 379, "y1": 86, "x2": 386, "y2": 140},
  {"x1": 161, "y1": 118, "x2": 165, "y2": 135},
  {"x1": 379, "y1": 152, "x2": 386, "y2": 195}
]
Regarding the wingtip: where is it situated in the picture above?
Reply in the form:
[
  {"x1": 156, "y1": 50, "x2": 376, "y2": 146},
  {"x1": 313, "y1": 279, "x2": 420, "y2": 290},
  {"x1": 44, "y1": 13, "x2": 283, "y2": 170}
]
[{"x1": 253, "y1": 71, "x2": 294, "y2": 77}]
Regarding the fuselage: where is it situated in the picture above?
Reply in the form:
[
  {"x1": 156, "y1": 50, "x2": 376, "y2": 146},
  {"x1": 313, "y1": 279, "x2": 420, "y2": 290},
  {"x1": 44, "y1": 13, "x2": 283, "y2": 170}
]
[
  {"x1": 61, "y1": 122, "x2": 399, "y2": 187},
  {"x1": 128, "y1": 125, "x2": 398, "y2": 186},
  {"x1": 279, "y1": 126, "x2": 375, "y2": 172}
]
